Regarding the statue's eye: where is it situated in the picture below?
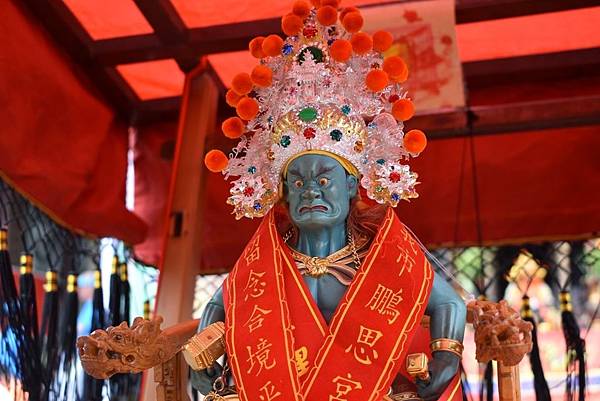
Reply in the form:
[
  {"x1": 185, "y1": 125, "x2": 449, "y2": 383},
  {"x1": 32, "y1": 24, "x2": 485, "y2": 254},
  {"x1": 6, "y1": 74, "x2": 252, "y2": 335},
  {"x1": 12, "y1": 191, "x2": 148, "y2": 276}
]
[
  {"x1": 294, "y1": 180, "x2": 303, "y2": 188},
  {"x1": 319, "y1": 178, "x2": 329, "y2": 186}
]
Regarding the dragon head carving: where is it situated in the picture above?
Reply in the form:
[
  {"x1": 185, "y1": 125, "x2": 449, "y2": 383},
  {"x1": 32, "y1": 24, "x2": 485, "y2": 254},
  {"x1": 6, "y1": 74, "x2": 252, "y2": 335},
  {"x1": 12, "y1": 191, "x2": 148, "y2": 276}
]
[
  {"x1": 468, "y1": 299, "x2": 533, "y2": 366},
  {"x1": 77, "y1": 316, "x2": 179, "y2": 379}
]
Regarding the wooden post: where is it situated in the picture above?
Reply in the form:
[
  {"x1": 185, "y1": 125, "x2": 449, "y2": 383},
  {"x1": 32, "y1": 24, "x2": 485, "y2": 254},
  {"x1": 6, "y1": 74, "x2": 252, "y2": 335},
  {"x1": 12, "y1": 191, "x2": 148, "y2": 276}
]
[
  {"x1": 141, "y1": 59, "x2": 219, "y2": 401},
  {"x1": 497, "y1": 362, "x2": 521, "y2": 401}
]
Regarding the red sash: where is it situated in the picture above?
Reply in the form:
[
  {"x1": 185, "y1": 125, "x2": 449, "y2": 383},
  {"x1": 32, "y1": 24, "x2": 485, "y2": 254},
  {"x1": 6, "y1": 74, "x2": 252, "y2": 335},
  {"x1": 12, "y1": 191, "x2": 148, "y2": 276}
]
[{"x1": 224, "y1": 208, "x2": 447, "y2": 401}]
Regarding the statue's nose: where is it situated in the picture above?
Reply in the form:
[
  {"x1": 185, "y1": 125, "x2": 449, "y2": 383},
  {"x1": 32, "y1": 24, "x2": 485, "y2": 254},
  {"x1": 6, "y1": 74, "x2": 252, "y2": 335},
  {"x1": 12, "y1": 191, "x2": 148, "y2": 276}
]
[{"x1": 302, "y1": 186, "x2": 321, "y2": 200}]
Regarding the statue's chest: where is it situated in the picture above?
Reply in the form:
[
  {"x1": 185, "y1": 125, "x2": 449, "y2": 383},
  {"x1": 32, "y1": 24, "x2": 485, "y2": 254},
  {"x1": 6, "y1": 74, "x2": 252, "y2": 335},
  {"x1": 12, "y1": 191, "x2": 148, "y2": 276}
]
[{"x1": 302, "y1": 275, "x2": 348, "y2": 324}]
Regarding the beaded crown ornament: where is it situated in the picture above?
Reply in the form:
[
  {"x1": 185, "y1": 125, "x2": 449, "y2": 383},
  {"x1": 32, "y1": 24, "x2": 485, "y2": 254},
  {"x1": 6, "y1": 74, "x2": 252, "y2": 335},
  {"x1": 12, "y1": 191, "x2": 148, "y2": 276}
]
[{"x1": 205, "y1": 0, "x2": 428, "y2": 219}]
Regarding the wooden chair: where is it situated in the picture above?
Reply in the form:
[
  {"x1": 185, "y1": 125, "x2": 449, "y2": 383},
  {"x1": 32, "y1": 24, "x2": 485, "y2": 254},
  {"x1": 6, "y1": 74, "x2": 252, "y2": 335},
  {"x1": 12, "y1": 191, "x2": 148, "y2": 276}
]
[{"x1": 77, "y1": 299, "x2": 532, "y2": 401}]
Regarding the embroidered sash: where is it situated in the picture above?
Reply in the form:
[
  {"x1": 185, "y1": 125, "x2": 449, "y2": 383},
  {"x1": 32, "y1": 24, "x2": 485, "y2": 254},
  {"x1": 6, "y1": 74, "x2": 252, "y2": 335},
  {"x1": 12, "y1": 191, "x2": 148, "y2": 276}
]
[{"x1": 224, "y1": 208, "x2": 438, "y2": 401}]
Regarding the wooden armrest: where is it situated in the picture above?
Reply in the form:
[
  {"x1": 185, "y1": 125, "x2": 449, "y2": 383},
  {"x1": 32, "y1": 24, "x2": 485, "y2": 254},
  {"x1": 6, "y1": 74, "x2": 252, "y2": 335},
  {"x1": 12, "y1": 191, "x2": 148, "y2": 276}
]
[{"x1": 77, "y1": 316, "x2": 200, "y2": 379}]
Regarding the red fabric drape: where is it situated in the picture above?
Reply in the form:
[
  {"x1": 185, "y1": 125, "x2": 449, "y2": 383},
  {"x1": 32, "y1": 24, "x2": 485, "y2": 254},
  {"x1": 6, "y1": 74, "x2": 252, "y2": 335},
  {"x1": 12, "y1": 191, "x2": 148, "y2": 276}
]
[
  {"x1": 188, "y1": 125, "x2": 600, "y2": 272},
  {"x1": 0, "y1": 0, "x2": 146, "y2": 244},
  {"x1": 133, "y1": 123, "x2": 176, "y2": 265}
]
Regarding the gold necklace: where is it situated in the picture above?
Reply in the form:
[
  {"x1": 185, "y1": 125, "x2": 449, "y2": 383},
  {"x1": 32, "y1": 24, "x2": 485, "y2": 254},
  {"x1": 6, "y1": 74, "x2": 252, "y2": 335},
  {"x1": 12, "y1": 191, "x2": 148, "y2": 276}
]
[{"x1": 287, "y1": 231, "x2": 368, "y2": 284}]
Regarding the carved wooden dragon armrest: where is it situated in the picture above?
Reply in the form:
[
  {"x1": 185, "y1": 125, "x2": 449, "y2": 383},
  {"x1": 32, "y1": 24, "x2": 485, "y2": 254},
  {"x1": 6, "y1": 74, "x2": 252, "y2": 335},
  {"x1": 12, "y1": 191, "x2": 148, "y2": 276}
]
[{"x1": 77, "y1": 316, "x2": 201, "y2": 379}]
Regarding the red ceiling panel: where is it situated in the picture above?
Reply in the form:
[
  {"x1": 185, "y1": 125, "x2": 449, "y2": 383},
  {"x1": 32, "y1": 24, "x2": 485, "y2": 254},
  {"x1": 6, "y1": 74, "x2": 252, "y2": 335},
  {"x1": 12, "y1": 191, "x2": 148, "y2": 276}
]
[
  {"x1": 170, "y1": 0, "x2": 400, "y2": 28},
  {"x1": 456, "y1": 7, "x2": 600, "y2": 62},
  {"x1": 63, "y1": 0, "x2": 154, "y2": 39},
  {"x1": 116, "y1": 59, "x2": 185, "y2": 100}
]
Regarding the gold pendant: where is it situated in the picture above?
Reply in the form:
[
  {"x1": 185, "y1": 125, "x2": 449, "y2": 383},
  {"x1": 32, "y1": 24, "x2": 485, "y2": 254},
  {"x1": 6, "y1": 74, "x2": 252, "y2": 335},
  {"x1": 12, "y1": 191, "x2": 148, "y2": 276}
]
[{"x1": 305, "y1": 257, "x2": 329, "y2": 277}]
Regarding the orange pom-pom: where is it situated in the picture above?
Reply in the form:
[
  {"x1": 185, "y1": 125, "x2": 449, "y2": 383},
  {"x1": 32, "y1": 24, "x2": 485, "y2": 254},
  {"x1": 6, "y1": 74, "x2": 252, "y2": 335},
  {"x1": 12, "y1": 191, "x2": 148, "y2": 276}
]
[
  {"x1": 236, "y1": 97, "x2": 259, "y2": 121},
  {"x1": 373, "y1": 30, "x2": 394, "y2": 52},
  {"x1": 329, "y1": 39, "x2": 352, "y2": 62},
  {"x1": 221, "y1": 117, "x2": 246, "y2": 139},
  {"x1": 365, "y1": 69, "x2": 389, "y2": 92},
  {"x1": 392, "y1": 99, "x2": 415, "y2": 121},
  {"x1": 351, "y1": 32, "x2": 372, "y2": 55},
  {"x1": 342, "y1": 11, "x2": 363, "y2": 33},
  {"x1": 251, "y1": 65, "x2": 273, "y2": 87},
  {"x1": 249, "y1": 36, "x2": 265, "y2": 59},
  {"x1": 231, "y1": 73, "x2": 253, "y2": 95},
  {"x1": 339, "y1": 6, "x2": 358, "y2": 21},
  {"x1": 383, "y1": 56, "x2": 408, "y2": 81},
  {"x1": 390, "y1": 66, "x2": 409, "y2": 83},
  {"x1": 321, "y1": 0, "x2": 340, "y2": 7},
  {"x1": 310, "y1": 0, "x2": 321, "y2": 7},
  {"x1": 404, "y1": 129, "x2": 427, "y2": 153},
  {"x1": 317, "y1": 6, "x2": 338, "y2": 26},
  {"x1": 225, "y1": 89, "x2": 242, "y2": 107},
  {"x1": 262, "y1": 34, "x2": 284, "y2": 57},
  {"x1": 292, "y1": 0, "x2": 311, "y2": 18},
  {"x1": 204, "y1": 150, "x2": 229, "y2": 173},
  {"x1": 282, "y1": 13, "x2": 303, "y2": 36}
]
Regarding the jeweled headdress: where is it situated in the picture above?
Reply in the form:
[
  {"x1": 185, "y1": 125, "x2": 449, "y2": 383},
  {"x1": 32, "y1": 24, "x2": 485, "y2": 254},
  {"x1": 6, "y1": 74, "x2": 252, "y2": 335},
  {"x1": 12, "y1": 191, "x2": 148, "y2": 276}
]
[{"x1": 205, "y1": 0, "x2": 428, "y2": 219}]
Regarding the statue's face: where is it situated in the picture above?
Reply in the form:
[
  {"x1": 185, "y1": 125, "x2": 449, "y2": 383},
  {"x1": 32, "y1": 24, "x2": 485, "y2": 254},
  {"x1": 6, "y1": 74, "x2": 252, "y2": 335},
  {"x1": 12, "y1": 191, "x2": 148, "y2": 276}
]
[{"x1": 284, "y1": 154, "x2": 357, "y2": 230}]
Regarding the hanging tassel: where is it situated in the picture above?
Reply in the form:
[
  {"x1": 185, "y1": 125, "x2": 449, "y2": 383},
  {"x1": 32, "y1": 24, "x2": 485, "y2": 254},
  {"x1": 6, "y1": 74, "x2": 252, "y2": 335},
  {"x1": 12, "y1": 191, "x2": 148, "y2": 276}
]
[
  {"x1": 143, "y1": 299, "x2": 151, "y2": 320},
  {"x1": 521, "y1": 295, "x2": 551, "y2": 401},
  {"x1": 57, "y1": 273, "x2": 79, "y2": 401},
  {"x1": 120, "y1": 262, "x2": 130, "y2": 325},
  {"x1": 0, "y1": 228, "x2": 22, "y2": 382},
  {"x1": 109, "y1": 256, "x2": 121, "y2": 326},
  {"x1": 18, "y1": 253, "x2": 42, "y2": 401},
  {"x1": 479, "y1": 361, "x2": 493, "y2": 401},
  {"x1": 83, "y1": 268, "x2": 106, "y2": 401},
  {"x1": 19, "y1": 254, "x2": 39, "y2": 341},
  {"x1": 40, "y1": 269, "x2": 59, "y2": 401},
  {"x1": 560, "y1": 291, "x2": 586, "y2": 401}
]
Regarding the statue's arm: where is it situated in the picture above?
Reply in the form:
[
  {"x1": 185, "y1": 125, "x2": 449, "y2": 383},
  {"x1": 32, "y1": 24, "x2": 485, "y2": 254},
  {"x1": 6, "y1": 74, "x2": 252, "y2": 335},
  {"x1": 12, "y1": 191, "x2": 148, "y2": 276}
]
[
  {"x1": 416, "y1": 272, "x2": 466, "y2": 401},
  {"x1": 190, "y1": 284, "x2": 226, "y2": 395}
]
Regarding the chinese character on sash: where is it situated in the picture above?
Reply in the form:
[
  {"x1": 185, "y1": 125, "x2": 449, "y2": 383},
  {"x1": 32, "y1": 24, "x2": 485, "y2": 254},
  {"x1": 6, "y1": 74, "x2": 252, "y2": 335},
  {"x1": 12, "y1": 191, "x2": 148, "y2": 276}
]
[
  {"x1": 294, "y1": 346, "x2": 309, "y2": 377},
  {"x1": 401, "y1": 228, "x2": 419, "y2": 254},
  {"x1": 246, "y1": 338, "x2": 276, "y2": 375},
  {"x1": 259, "y1": 381, "x2": 281, "y2": 401},
  {"x1": 345, "y1": 325, "x2": 383, "y2": 365},
  {"x1": 366, "y1": 284, "x2": 403, "y2": 324},
  {"x1": 329, "y1": 373, "x2": 363, "y2": 401},
  {"x1": 244, "y1": 305, "x2": 272, "y2": 333},
  {"x1": 244, "y1": 236, "x2": 261, "y2": 265},
  {"x1": 244, "y1": 270, "x2": 267, "y2": 301},
  {"x1": 396, "y1": 246, "x2": 415, "y2": 276}
]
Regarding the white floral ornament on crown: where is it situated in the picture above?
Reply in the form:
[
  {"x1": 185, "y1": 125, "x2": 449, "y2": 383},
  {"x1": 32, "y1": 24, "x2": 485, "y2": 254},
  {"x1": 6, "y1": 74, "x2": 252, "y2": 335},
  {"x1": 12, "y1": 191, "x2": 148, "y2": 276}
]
[{"x1": 204, "y1": 0, "x2": 428, "y2": 219}]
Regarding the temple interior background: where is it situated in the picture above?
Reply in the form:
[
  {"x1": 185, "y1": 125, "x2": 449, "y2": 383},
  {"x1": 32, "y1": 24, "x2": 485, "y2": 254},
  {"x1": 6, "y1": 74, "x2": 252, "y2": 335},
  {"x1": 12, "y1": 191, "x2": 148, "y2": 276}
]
[{"x1": 1, "y1": 0, "x2": 599, "y2": 400}]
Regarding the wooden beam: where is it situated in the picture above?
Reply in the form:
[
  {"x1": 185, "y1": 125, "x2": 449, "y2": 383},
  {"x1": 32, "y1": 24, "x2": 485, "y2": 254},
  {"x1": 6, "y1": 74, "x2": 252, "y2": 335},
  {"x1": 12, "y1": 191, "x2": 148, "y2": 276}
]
[
  {"x1": 463, "y1": 48, "x2": 600, "y2": 87},
  {"x1": 18, "y1": 0, "x2": 139, "y2": 118},
  {"x1": 456, "y1": 0, "x2": 599, "y2": 23},
  {"x1": 93, "y1": 0, "x2": 599, "y2": 66},
  {"x1": 133, "y1": 0, "x2": 199, "y2": 72},
  {"x1": 407, "y1": 95, "x2": 600, "y2": 139},
  {"x1": 145, "y1": 62, "x2": 219, "y2": 400}
]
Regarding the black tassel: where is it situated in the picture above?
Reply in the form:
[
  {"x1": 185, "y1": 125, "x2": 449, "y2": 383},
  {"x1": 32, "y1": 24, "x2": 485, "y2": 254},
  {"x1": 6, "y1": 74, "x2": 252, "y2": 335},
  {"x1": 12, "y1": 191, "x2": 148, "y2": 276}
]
[
  {"x1": 479, "y1": 361, "x2": 493, "y2": 401},
  {"x1": 19, "y1": 254, "x2": 39, "y2": 341},
  {"x1": 40, "y1": 269, "x2": 59, "y2": 401},
  {"x1": 0, "y1": 228, "x2": 22, "y2": 382},
  {"x1": 560, "y1": 291, "x2": 586, "y2": 401},
  {"x1": 120, "y1": 262, "x2": 130, "y2": 325},
  {"x1": 108, "y1": 256, "x2": 121, "y2": 326},
  {"x1": 83, "y1": 268, "x2": 106, "y2": 401},
  {"x1": 521, "y1": 296, "x2": 551, "y2": 401},
  {"x1": 57, "y1": 272, "x2": 79, "y2": 401},
  {"x1": 18, "y1": 253, "x2": 42, "y2": 401}
]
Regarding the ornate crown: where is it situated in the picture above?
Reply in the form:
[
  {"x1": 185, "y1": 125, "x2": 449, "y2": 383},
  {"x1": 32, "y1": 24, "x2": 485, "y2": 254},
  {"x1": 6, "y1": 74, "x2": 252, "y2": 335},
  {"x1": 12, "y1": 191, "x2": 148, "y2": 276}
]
[{"x1": 204, "y1": 0, "x2": 428, "y2": 219}]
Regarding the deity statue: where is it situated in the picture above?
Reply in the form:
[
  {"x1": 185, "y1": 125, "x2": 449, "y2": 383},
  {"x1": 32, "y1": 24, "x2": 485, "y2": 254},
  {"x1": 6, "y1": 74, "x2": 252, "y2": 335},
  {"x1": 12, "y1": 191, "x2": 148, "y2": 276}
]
[{"x1": 194, "y1": 3, "x2": 467, "y2": 400}]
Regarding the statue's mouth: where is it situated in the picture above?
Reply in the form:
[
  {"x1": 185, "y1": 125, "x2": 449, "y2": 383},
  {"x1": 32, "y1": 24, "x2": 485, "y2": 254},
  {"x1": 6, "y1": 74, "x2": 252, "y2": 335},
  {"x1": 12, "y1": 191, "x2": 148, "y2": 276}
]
[{"x1": 299, "y1": 205, "x2": 328, "y2": 214}]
